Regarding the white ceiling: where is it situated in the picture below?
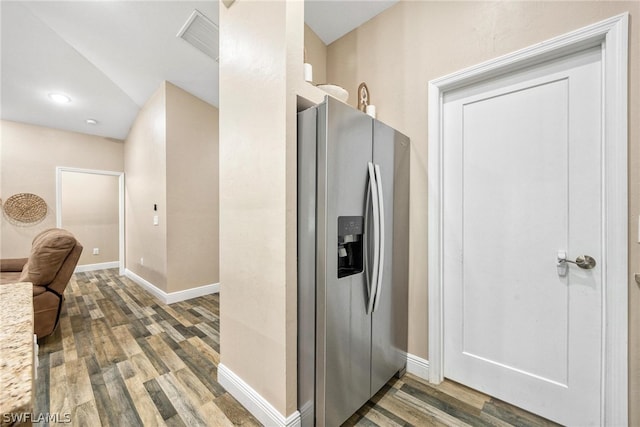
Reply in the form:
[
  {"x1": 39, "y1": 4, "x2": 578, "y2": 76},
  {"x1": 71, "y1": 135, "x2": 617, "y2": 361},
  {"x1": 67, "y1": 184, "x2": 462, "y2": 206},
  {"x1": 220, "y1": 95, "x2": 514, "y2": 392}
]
[
  {"x1": 1, "y1": 1, "x2": 397, "y2": 140},
  {"x1": 305, "y1": 0, "x2": 397, "y2": 45}
]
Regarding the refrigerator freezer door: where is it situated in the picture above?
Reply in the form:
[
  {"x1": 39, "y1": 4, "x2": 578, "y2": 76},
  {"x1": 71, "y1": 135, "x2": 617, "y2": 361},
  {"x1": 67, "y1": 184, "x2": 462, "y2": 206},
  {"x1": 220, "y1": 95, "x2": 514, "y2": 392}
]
[
  {"x1": 370, "y1": 120, "x2": 410, "y2": 396},
  {"x1": 316, "y1": 97, "x2": 374, "y2": 427}
]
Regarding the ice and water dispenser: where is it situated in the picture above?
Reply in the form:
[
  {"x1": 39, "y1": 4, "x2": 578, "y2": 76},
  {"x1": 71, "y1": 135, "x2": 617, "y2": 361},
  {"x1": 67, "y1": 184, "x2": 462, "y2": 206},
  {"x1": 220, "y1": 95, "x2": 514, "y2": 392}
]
[{"x1": 337, "y1": 216, "x2": 364, "y2": 278}]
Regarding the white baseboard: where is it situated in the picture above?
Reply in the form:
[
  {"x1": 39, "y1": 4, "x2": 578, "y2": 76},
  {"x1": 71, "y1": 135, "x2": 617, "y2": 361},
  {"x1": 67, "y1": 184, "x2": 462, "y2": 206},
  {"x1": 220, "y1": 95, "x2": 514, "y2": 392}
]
[
  {"x1": 123, "y1": 268, "x2": 219, "y2": 304},
  {"x1": 406, "y1": 353, "x2": 430, "y2": 380},
  {"x1": 164, "y1": 282, "x2": 220, "y2": 304},
  {"x1": 75, "y1": 261, "x2": 120, "y2": 273},
  {"x1": 218, "y1": 363, "x2": 301, "y2": 427}
]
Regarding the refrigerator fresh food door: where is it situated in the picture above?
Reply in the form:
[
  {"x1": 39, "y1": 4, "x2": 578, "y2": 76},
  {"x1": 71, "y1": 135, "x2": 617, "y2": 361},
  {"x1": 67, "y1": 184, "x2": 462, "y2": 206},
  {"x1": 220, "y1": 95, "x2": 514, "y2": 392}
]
[
  {"x1": 370, "y1": 120, "x2": 410, "y2": 396},
  {"x1": 316, "y1": 97, "x2": 374, "y2": 427}
]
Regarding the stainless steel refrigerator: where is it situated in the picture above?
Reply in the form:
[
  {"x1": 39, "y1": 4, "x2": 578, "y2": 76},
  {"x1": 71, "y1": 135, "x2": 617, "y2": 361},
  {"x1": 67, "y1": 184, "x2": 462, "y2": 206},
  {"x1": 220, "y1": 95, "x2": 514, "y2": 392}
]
[{"x1": 298, "y1": 96, "x2": 409, "y2": 426}]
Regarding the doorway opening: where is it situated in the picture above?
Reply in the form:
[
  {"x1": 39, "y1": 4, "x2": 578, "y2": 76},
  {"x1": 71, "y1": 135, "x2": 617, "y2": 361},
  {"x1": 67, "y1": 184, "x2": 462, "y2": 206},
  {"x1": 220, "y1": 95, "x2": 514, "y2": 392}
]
[{"x1": 56, "y1": 167, "x2": 125, "y2": 275}]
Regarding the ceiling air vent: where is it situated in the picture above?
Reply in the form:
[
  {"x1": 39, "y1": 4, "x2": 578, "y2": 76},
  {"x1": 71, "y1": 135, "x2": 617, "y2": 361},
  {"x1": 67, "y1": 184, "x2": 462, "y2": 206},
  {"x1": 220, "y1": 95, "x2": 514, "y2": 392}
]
[{"x1": 177, "y1": 10, "x2": 219, "y2": 62}]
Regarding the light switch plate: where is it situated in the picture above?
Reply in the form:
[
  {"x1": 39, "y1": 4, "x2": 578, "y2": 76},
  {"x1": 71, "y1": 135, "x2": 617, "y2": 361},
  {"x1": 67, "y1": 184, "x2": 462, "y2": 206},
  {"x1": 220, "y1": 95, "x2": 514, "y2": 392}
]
[{"x1": 153, "y1": 215, "x2": 159, "y2": 226}]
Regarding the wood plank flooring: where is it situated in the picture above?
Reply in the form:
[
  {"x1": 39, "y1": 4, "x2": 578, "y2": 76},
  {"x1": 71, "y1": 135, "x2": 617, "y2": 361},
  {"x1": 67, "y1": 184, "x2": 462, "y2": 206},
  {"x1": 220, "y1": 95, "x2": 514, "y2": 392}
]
[
  {"x1": 34, "y1": 269, "x2": 559, "y2": 426},
  {"x1": 36, "y1": 269, "x2": 258, "y2": 427}
]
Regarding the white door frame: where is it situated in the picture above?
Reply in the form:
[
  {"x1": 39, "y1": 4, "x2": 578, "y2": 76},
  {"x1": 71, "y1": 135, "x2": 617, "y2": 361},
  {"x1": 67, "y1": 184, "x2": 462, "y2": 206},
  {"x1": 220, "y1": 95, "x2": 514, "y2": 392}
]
[
  {"x1": 56, "y1": 167, "x2": 125, "y2": 276},
  {"x1": 427, "y1": 13, "x2": 628, "y2": 426}
]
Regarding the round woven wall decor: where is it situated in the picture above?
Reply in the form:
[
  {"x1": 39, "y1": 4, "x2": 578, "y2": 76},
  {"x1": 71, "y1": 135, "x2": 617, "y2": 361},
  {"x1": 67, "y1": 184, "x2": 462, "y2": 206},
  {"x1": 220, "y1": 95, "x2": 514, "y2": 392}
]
[{"x1": 3, "y1": 193, "x2": 47, "y2": 223}]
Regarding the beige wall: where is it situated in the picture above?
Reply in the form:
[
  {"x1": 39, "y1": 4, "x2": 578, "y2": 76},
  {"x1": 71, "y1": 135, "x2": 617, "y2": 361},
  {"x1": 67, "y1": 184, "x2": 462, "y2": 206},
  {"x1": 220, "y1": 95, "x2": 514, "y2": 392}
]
[
  {"x1": 219, "y1": 0, "x2": 307, "y2": 417},
  {"x1": 0, "y1": 120, "x2": 123, "y2": 258},
  {"x1": 165, "y1": 81, "x2": 219, "y2": 292},
  {"x1": 61, "y1": 171, "x2": 119, "y2": 266},
  {"x1": 124, "y1": 83, "x2": 168, "y2": 290},
  {"x1": 124, "y1": 81, "x2": 219, "y2": 293},
  {"x1": 304, "y1": 24, "x2": 327, "y2": 85},
  {"x1": 326, "y1": 0, "x2": 640, "y2": 422}
]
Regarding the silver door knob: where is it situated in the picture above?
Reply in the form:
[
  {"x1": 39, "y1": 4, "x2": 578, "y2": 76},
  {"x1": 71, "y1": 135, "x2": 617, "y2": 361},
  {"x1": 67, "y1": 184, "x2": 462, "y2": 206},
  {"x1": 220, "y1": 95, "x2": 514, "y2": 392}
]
[{"x1": 557, "y1": 253, "x2": 597, "y2": 269}]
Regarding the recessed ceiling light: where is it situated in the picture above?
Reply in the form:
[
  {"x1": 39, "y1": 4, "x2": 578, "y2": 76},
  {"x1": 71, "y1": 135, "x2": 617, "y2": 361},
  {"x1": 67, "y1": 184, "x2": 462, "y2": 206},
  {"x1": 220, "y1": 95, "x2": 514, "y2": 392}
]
[
  {"x1": 86, "y1": 119, "x2": 98, "y2": 125},
  {"x1": 48, "y1": 93, "x2": 71, "y2": 104}
]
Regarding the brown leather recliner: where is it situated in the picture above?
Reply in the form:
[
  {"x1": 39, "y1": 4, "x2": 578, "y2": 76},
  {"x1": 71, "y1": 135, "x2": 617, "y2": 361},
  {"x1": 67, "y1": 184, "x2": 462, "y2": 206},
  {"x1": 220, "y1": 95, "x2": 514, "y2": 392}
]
[{"x1": 0, "y1": 228, "x2": 82, "y2": 338}]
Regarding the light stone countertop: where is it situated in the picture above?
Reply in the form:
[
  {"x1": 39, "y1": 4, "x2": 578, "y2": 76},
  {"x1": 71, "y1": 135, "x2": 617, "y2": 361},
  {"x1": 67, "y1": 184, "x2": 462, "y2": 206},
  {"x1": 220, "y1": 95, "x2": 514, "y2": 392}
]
[{"x1": 0, "y1": 282, "x2": 34, "y2": 425}]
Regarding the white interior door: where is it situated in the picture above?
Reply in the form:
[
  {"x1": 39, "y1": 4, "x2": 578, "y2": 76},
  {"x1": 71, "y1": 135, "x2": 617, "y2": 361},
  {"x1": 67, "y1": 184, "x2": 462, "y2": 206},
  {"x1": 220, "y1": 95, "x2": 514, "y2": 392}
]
[{"x1": 443, "y1": 46, "x2": 602, "y2": 426}]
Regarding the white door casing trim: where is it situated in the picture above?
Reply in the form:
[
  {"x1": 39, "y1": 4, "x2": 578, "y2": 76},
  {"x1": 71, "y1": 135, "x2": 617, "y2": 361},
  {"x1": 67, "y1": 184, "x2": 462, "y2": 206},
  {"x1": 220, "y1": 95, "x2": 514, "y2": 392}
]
[
  {"x1": 56, "y1": 166, "x2": 125, "y2": 276},
  {"x1": 427, "y1": 13, "x2": 628, "y2": 426}
]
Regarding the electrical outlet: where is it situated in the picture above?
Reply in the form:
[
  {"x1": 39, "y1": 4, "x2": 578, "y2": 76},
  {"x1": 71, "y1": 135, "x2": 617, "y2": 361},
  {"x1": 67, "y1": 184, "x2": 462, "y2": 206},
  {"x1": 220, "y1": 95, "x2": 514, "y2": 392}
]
[{"x1": 93, "y1": 248, "x2": 99, "y2": 255}]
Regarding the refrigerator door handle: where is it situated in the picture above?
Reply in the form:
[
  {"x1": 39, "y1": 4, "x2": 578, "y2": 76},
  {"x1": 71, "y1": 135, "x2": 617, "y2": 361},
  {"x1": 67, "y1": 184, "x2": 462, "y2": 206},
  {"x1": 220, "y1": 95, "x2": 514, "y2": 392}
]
[
  {"x1": 372, "y1": 164, "x2": 385, "y2": 312},
  {"x1": 366, "y1": 162, "x2": 380, "y2": 315},
  {"x1": 364, "y1": 178, "x2": 372, "y2": 298}
]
